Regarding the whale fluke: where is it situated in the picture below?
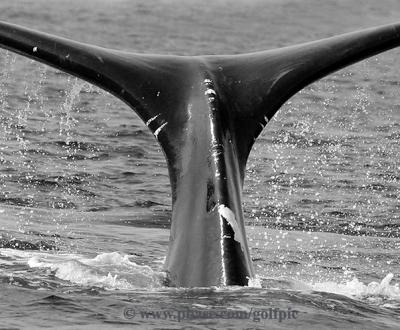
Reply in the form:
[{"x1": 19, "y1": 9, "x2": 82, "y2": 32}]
[{"x1": 0, "y1": 21, "x2": 399, "y2": 287}]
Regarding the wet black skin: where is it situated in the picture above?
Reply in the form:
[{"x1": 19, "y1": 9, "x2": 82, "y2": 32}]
[{"x1": 0, "y1": 21, "x2": 399, "y2": 286}]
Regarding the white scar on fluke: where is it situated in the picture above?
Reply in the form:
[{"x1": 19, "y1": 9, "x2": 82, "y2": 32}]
[
  {"x1": 219, "y1": 212, "x2": 227, "y2": 284},
  {"x1": 145, "y1": 114, "x2": 160, "y2": 126},
  {"x1": 204, "y1": 79, "x2": 216, "y2": 101},
  {"x1": 205, "y1": 88, "x2": 216, "y2": 102},
  {"x1": 187, "y1": 103, "x2": 193, "y2": 121},
  {"x1": 260, "y1": 116, "x2": 269, "y2": 129},
  {"x1": 154, "y1": 122, "x2": 168, "y2": 138},
  {"x1": 205, "y1": 88, "x2": 216, "y2": 96},
  {"x1": 217, "y1": 204, "x2": 245, "y2": 250},
  {"x1": 96, "y1": 55, "x2": 104, "y2": 64}
]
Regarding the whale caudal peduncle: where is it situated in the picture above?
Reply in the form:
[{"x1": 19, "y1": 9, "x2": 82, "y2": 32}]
[
  {"x1": 0, "y1": 21, "x2": 399, "y2": 286},
  {"x1": 163, "y1": 73, "x2": 254, "y2": 286}
]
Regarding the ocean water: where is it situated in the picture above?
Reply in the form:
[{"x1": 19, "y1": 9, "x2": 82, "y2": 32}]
[{"x1": 0, "y1": 0, "x2": 399, "y2": 329}]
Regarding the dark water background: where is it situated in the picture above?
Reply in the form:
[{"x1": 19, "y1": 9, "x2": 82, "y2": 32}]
[{"x1": 0, "y1": 0, "x2": 399, "y2": 329}]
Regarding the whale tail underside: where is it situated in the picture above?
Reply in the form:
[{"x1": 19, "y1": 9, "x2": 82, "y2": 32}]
[{"x1": 0, "y1": 21, "x2": 399, "y2": 287}]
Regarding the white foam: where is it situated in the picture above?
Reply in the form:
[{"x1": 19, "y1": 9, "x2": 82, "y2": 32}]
[
  {"x1": 311, "y1": 273, "x2": 400, "y2": 301},
  {"x1": 28, "y1": 251, "x2": 164, "y2": 289},
  {"x1": 0, "y1": 249, "x2": 164, "y2": 290},
  {"x1": 247, "y1": 276, "x2": 262, "y2": 288}
]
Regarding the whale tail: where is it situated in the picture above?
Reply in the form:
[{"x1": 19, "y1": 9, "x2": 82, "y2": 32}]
[{"x1": 0, "y1": 21, "x2": 399, "y2": 286}]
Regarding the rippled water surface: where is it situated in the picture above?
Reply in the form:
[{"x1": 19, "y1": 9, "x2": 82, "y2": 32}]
[{"x1": 0, "y1": 0, "x2": 399, "y2": 329}]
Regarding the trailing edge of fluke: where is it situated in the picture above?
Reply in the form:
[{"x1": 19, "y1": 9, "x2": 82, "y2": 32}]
[{"x1": 0, "y1": 21, "x2": 399, "y2": 287}]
